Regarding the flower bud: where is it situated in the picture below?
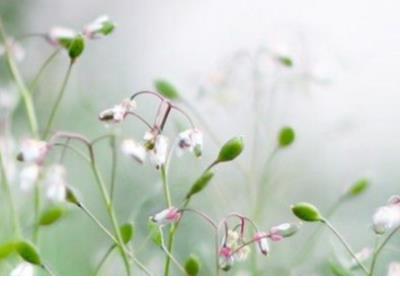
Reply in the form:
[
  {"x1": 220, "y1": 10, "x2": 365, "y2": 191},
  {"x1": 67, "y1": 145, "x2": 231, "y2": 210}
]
[
  {"x1": 269, "y1": 222, "x2": 301, "y2": 240},
  {"x1": 291, "y1": 202, "x2": 322, "y2": 222},
  {"x1": 185, "y1": 255, "x2": 201, "y2": 276},
  {"x1": 347, "y1": 178, "x2": 369, "y2": 197},
  {"x1": 46, "y1": 27, "x2": 77, "y2": 48},
  {"x1": 177, "y1": 128, "x2": 203, "y2": 157},
  {"x1": 99, "y1": 98, "x2": 136, "y2": 124},
  {"x1": 68, "y1": 34, "x2": 85, "y2": 61},
  {"x1": 254, "y1": 232, "x2": 270, "y2": 256},
  {"x1": 148, "y1": 135, "x2": 169, "y2": 169},
  {"x1": 186, "y1": 170, "x2": 214, "y2": 199},
  {"x1": 83, "y1": 15, "x2": 116, "y2": 39},
  {"x1": 121, "y1": 139, "x2": 146, "y2": 164},
  {"x1": 372, "y1": 205, "x2": 400, "y2": 234},
  {"x1": 217, "y1": 136, "x2": 244, "y2": 163},
  {"x1": 120, "y1": 223, "x2": 135, "y2": 244},
  {"x1": 278, "y1": 127, "x2": 295, "y2": 148},
  {"x1": 17, "y1": 139, "x2": 49, "y2": 165},
  {"x1": 218, "y1": 246, "x2": 234, "y2": 271},
  {"x1": 154, "y1": 79, "x2": 180, "y2": 100},
  {"x1": 15, "y1": 241, "x2": 42, "y2": 265},
  {"x1": 150, "y1": 207, "x2": 181, "y2": 226},
  {"x1": 276, "y1": 55, "x2": 293, "y2": 67}
]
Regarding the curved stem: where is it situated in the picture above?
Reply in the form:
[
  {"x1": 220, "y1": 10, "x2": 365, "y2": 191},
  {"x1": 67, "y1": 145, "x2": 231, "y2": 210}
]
[
  {"x1": 29, "y1": 49, "x2": 61, "y2": 94},
  {"x1": 94, "y1": 244, "x2": 115, "y2": 275},
  {"x1": 159, "y1": 227, "x2": 186, "y2": 275},
  {"x1": 322, "y1": 219, "x2": 369, "y2": 275},
  {"x1": 43, "y1": 62, "x2": 73, "y2": 139}
]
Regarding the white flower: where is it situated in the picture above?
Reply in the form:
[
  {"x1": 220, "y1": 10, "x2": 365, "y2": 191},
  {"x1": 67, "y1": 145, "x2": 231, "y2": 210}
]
[
  {"x1": 269, "y1": 222, "x2": 301, "y2": 240},
  {"x1": 18, "y1": 139, "x2": 49, "y2": 164},
  {"x1": 45, "y1": 164, "x2": 67, "y2": 202},
  {"x1": 218, "y1": 246, "x2": 234, "y2": 271},
  {"x1": 46, "y1": 27, "x2": 77, "y2": 47},
  {"x1": 19, "y1": 164, "x2": 40, "y2": 192},
  {"x1": 121, "y1": 139, "x2": 146, "y2": 164},
  {"x1": 254, "y1": 232, "x2": 270, "y2": 256},
  {"x1": 0, "y1": 38, "x2": 25, "y2": 62},
  {"x1": 10, "y1": 262, "x2": 35, "y2": 276},
  {"x1": 148, "y1": 135, "x2": 168, "y2": 169},
  {"x1": 372, "y1": 205, "x2": 400, "y2": 234},
  {"x1": 99, "y1": 99, "x2": 136, "y2": 124},
  {"x1": 388, "y1": 262, "x2": 400, "y2": 276},
  {"x1": 177, "y1": 128, "x2": 203, "y2": 157},
  {"x1": 150, "y1": 207, "x2": 181, "y2": 225},
  {"x1": 83, "y1": 15, "x2": 115, "y2": 39},
  {"x1": 0, "y1": 85, "x2": 18, "y2": 115}
]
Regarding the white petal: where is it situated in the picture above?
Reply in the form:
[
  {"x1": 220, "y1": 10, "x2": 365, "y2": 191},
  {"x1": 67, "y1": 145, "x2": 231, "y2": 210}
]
[{"x1": 10, "y1": 262, "x2": 35, "y2": 276}]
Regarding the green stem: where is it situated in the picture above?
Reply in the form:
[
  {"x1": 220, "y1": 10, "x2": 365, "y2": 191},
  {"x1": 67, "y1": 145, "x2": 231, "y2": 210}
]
[
  {"x1": 369, "y1": 225, "x2": 400, "y2": 276},
  {"x1": 0, "y1": 19, "x2": 39, "y2": 137},
  {"x1": 29, "y1": 49, "x2": 60, "y2": 94},
  {"x1": 43, "y1": 62, "x2": 73, "y2": 139},
  {"x1": 322, "y1": 219, "x2": 369, "y2": 275},
  {"x1": 32, "y1": 185, "x2": 41, "y2": 243},
  {"x1": 0, "y1": 152, "x2": 21, "y2": 237},
  {"x1": 94, "y1": 245, "x2": 115, "y2": 275}
]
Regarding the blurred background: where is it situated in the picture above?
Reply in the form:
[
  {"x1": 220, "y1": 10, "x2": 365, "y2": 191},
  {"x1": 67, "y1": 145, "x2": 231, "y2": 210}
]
[{"x1": 1, "y1": 0, "x2": 400, "y2": 275}]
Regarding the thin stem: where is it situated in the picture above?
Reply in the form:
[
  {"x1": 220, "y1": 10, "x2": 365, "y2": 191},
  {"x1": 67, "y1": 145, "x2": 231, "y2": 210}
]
[
  {"x1": 94, "y1": 245, "x2": 115, "y2": 275},
  {"x1": 0, "y1": 19, "x2": 39, "y2": 137},
  {"x1": 29, "y1": 49, "x2": 61, "y2": 94},
  {"x1": 0, "y1": 151, "x2": 21, "y2": 237},
  {"x1": 322, "y1": 219, "x2": 369, "y2": 275},
  {"x1": 159, "y1": 227, "x2": 186, "y2": 275},
  {"x1": 369, "y1": 225, "x2": 400, "y2": 276},
  {"x1": 32, "y1": 185, "x2": 41, "y2": 244},
  {"x1": 43, "y1": 62, "x2": 73, "y2": 139},
  {"x1": 160, "y1": 165, "x2": 173, "y2": 275},
  {"x1": 41, "y1": 264, "x2": 55, "y2": 276},
  {"x1": 160, "y1": 165, "x2": 172, "y2": 208},
  {"x1": 109, "y1": 134, "x2": 117, "y2": 200}
]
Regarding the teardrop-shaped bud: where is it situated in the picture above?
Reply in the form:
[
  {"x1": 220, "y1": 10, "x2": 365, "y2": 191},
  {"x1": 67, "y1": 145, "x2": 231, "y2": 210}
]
[
  {"x1": 291, "y1": 202, "x2": 323, "y2": 222},
  {"x1": 68, "y1": 35, "x2": 85, "y2": 61},
  {"x1": 184, "y1": 254, "x2": 201, "y2": 276},
  {"x1": 217, "y1": 136, "x2": 244, "y2": 163},
  {"x1": 278, "y1": 127, "x2": 295, "y2": 148},
  {"x1": 154, "y1": 79, "x2": 180, "y2": 100},
  {"x1": 120, "y1": 223, "x2": 135, "y2": 244},
  {"x1": 39, "y1": 205, "x2": 65, "y2": 226},
  {"x1": 15, "y1": 241, "x2": 42, "y2": 265},
  {"x1": 347, "y1": 178, "x2": 369, "y2": 197},
  {"x1": 186, "y1": 170, "x2": 214, "y2": 199}
]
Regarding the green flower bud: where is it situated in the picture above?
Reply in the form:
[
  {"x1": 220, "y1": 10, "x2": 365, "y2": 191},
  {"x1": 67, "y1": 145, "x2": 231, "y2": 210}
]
[
  {"x1": 154, "y1": 79, "x2": 180, "y2": 100},
  {"x1": 185, "y1": 254, "x2": 201, "y2": 276},
  {"x1": 15, "y1": 241, "x2": 42, "y2": 265},
  {"x1": 277, "y1": 55, "x2": 293, "y2": 67},
  {"x1": 347, "y1": 178, "x2": 369, "y2": 197},
  {"x1": 186, "y1": 170, "x2": 214, "y2": 199},
  {"x1": 66, "y1": 186, "x2": 80, "y2": 205},
  {"x1": 291, "y1": 202, "x2": 323, "y2": 222},
  {"x1": 278, "y1": 127, "x2": 295, "y2": 148},
  {"x1": 217, "y1": 136, "x2": 244, "y2": 163},
  {"x1": 120, "y1": 223, "x2": 135, "y2": 244},
  {"x1": 39, "y1": 205, "x2": 65, "y2": 226},
  {"x1": 68, "y1": 34, "x2": 85, "y2": 61}
]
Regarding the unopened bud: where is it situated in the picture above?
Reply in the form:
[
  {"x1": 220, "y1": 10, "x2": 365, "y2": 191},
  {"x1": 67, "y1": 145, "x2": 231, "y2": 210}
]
[
  {"x1": 150, "y1": 207, "x2": 181, "y2": 226},
  {"x1": 291, "y1": 202, "x2": 323, "y2": 222},
  {"x1": 217, "y1": 136, "x2": 244, "y2": 163}
]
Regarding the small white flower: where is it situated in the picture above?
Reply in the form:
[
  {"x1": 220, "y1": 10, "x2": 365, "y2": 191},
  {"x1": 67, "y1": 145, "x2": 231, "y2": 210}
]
[
  {"x1": 269, "y1": 222, "x2": 301, "y2": 240},
  {"x1": 46, "y1": 26, "x2": 77, "y2": 47},
  {"x1": 98, "y1": 99, "x2": 136, "y2": 124},
  {"x1": 0, "y1": 85, "x2": 18, "y2": 115},
  {"x1": 45, "y1": 164, "x2": 67, "y2": 202},
  {"x1": 0, "y1": 38, "x2": 25, "y2": 62},
  {"x1": 83, "y1": 15, "x2": 115, "y2": 39},
  {"x1": 121, "y1": 139, "x2": 146, "y2": 164},
  {"x1": 254, "y1": 232, "x2": 270, "y2": 256},
  {"x1": 18, "y1": 139, "x2": 49, "y2": 164},
  {"x1": 19, "y1": 164, "x2": 40, "y2": 192},
  {"x1": 150, "y1": 207, "x2": 181, "y2": 225},
  {"x1": 177, "y1": 128, "x2": 203, "y2": 157},
  {"x1": 148, "y1": 135, "x2": 168, "y2": 169},
  {"x1": 388, "y1": 262, "x2": 400, "y2": 276},
  {"x1": 10, "y1": 262, "x2": 35, "y2": 276},
  {"x1": 372, "y1": 205, "x2": 400, "y2": 234}
]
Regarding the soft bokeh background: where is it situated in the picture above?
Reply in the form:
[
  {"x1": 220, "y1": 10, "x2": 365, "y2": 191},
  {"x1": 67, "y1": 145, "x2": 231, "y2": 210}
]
[{"x1": 1, "y1": 0, "x2": 400, "y2": 275}]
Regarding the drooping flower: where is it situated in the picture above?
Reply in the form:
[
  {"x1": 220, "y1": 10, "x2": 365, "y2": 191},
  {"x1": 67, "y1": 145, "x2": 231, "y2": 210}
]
[
  {"x1": 44, "y1": 164, "x2": 67, "y2": 202},
  {"x1": 177, "y1": 128, "x2": 203, "y2": 157},
  {"x1": 219, "y1": 246, "x2": 234, "y2": 271},
  {"x1": 372, "y1": 205, "x2": 400, "y2": 234},
  {"x1": 0, "y1": 38, "x2": 25, "y2": 62},
  {"x1": 147, "y1": 134, "x2": 169, "y2": 169},
  {"x1": 98, "y1": 99, "x2": 136, "y2": 124},
  {"x1": 121, "y1": 139, "x2": 146, "y2": 164},
  {"x1": 19, "y1": 164, "x2": 40, "y2": 192},
  {"x1": 17, "y1": 139, "x2": 49, "y2": 165},
  {"x1": 45, "y1": 27, "x2": 77, "y2": 48},
  {"x1": 269, "y1": 223, "x2": 300, "y2": 241},
  {"x1": 10, "y1": 262, "x2": 35, "y2": 276},
  {"x1": 83, "y1": 15, "x2": 116, "y2": 39},
  {"x1": 254, "y1": 232, "x2": 270, "y2": 256},
  {"x1": 150, "y1": 207, "x2": 181, "y2": 225}
]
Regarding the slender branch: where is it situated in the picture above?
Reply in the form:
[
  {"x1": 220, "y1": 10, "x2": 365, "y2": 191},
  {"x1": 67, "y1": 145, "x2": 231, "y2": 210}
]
[
  {"x1": 94, "y1": 245, "x2": 115, "y2": 275},
  {"x1": 29, "y1": 48, "x2": 61, "y2": 94}
]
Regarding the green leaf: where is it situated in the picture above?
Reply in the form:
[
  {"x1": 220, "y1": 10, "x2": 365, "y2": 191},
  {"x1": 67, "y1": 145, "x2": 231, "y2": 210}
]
[
  {"x1": 0, "y1": 242, "x2": 16, "y2": 260},
  {"x1": 278, "y1": 127, "x2": 295, "y2": 147},
  {"x1": 185, "y1": 254, "x2": 201, "y2": 276},
  {"x1": 39, "y1": 206, "x2": 65, "y2": 226},
  {"x1": 186, "y1": 170, "x2": 214, "y2": 199},
  {"x1": 120, "y1": 223, "x2": 135, "y2": 244},
  {"x1": 154, "y1": 79, "x2": 180, "y2": 100},
  {"x1": 217, "y1": 136, "x2": 244, "y2": 162},
  {"x1": 347, "y1": 178, "x2": 369, "y2": 197},
  {"x1": 148, "y1": 221, "x2": 162, "y2": 247},
  {"x1": 291, "y1": 202, "x2": 322, "y2": 222},
  {"x1": 15, "y1": 241, "x2": 41, "y2": 265},
  {"x1": 68, "y1": 35, "x2": 85, "y2": 60}
]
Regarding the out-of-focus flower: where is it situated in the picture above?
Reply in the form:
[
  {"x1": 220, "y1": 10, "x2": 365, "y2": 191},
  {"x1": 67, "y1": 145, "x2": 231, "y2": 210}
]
[
  {"x1": 45, "y1": 27, "x2": 77, "y2": 48},
  {"x1": 17, "y1": 139, "x2": 49, "y2": 165},
  {"x1": 235, "y1": 245, "x2": 250, "y2": 262},
  {"x1": 98, "y1": 99, "x2": 136, "y2": 124},
  {"x1": 388, "y1": 195, "x2": 400, "y2": 206},
  {"x1": 19, "y1": 164, "x2": 40, "y2": 192},
  {"x1": 0, "y1": 85, "x2": 18, "y2": 116},
  {"x1": 44, "y1": 164, "x2": 67, "y2": 202},
  {"x1": 372, "y1": 205, "x2": 400, "y2": 235},
  {"x1": 254, "y1": 232, "x2": 270, "y2": 256},
  {"x1": 269, "y1": 223, "x2": 301, "y2": 241},
  {"x1": 121, "y1": 139, "x2": 146, "y2": 164},
  {"x1": 0, "y1": 38, "x2": 25, "y2": 62},
  {"x1": 10, "y1": 262, "x2": 35, "y2": 276},
  {"x1": 388, "y1": 262, "x2": 400, "y2": 276},
  {"x1": 148, "y1": 134, "x2": 168, "y2": 169},
  {"x1": 0, "y1": 137, "x2": 16, "y2": 182},
  {"x1": 177, "y1": 128, "x2": 203, "y2": 157},
  {"x1": 219, "y1": 246, "x2": 234, "y2": 271},
  {"x1": 349, "y1": 247, "x2": 372, "y2": 269},
  {"x1": 83, "y1": 15, "x2": 116, "y2": 39},
  {"x1": 150, "y1": 207, "x2": 181, "y2": 225}
]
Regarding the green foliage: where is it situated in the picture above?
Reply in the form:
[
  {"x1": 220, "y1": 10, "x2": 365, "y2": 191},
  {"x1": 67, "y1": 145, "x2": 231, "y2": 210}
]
[
  {"x1": 217, "y1": 136, "x2": 244, "y2": 162},
  {"x1": 120, "y1": 223, "x2": 135, "y2": 244},
  {"x1": 278, "y1": 127, "x2": 295, "y2": 147},
  {"x1": 291, "y1": 202, "x2": 322, "y2": 222},
  {"x1": 185, "y1": 255, "x2": 201, "y2": 276},
  {"x1": 148, "y1": 221, "x2": 162, "y2": 247},
  {"x1": 154, "y1": 79, "x2": 180, "y2": 100},
  {"x1": 186, "y1": 170, "x2": 214, "y2": 199},
  {"x1": 0, "y1": 242, "x2": 15, "y2": 260},
  {"x1": 15, "y1": 241, "x2": 41, "y2": 265},
  {"x1": 39, "y1": 205, "x2": 65, "y2": 226},
  {"x1": 277, "y1": 55, "x2": 293, "y2": 67}
]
